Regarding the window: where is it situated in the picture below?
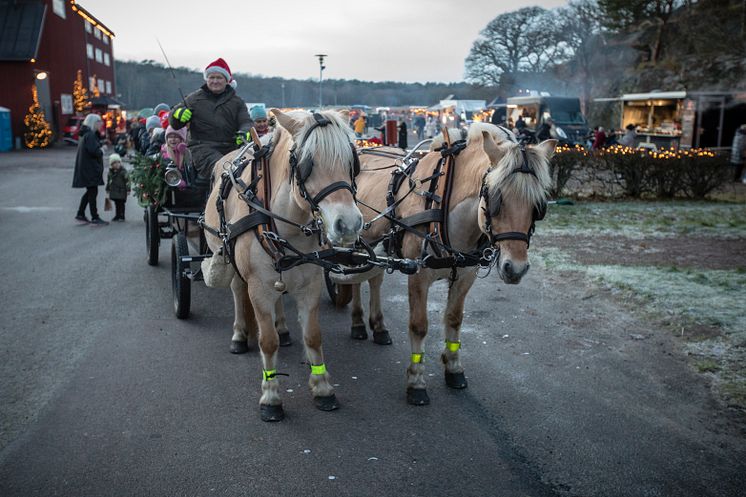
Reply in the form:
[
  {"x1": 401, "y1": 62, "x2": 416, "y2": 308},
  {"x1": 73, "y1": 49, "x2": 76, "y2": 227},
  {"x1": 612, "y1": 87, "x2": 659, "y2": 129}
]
[
  {"x1": 104, "y1": 53, "x2": 110, "y2": 66},
  {"x1": 94, "y1": 28, "x2": 102, "y2": 40},
  {"x1": 95, "y1": 48, "x2": 102, "y2": 63},
  {"x1": 89, "y1": 77, "x2": 96, "y2": 91},
  {"x1": 53, "y1": 0, "x2": 66, "y2": 18},
  {"x1": 103, "y1": 35, "x2": 109, "y2": 46},
  {"x1": 86, "y1": 44, "x2": 93, "y2": 59},
  {"x1": 98, "y1": 79, "x2": 105, "y2": 93},
  {"x1": 106, "y1": 81, "x2": 112, "y2": 95},
  {"x1": 85, "y1": 21, "x2": 92, "y2": 33}
]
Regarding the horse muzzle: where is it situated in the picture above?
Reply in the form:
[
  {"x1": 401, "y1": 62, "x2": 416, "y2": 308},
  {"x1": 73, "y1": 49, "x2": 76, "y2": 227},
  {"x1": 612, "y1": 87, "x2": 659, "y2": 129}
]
[
  {"x1": 499, "y1": 259, "x2": 529, "y2": 284},
  {"x1": 322, "y1": 204, "x2": 364, "y2": 246}
]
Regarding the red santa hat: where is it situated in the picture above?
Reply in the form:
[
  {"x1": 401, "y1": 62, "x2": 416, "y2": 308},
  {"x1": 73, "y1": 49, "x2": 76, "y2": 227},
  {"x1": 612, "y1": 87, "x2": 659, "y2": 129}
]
[{"x1": 204, "y1": 58, "x2": 237, "y2": 89}]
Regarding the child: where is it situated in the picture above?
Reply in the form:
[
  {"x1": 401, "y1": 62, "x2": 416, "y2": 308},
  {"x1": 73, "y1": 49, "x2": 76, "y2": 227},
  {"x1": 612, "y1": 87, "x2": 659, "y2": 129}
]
[
  {"x1": 105, "y1": 153, "x2": 130, "y2": 221},
  {"x1": 161, "y1": 125, "x2": 191, "y2": 189}
]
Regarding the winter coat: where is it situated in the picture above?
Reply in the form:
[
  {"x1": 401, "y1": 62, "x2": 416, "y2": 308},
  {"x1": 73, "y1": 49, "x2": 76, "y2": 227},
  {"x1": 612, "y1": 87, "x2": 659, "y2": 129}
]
[
  {"x1": 72, "y1": 126, "x2": 104, "y2": 188},
  {"x1": 170, "y1": 84, "x2": 251, "y2": 177},
  {"x1": 731, "y1": 128, "x2": 745, "y2": 165},
  {"x1": 354, "y1": 117, "x2": 366, "y2": 135},
  {"x1": 146, "y1": 130, "x2": 165, "y2": 156},
  {"x1": 398, "y1": 122, "x2": 408, "y2": 149},
  {"x1": 106, "y1": 167, "x2": 130, "y2": 201},
  {"x1": 620, "y1": 129, "x2": 636, "y2": 148}
]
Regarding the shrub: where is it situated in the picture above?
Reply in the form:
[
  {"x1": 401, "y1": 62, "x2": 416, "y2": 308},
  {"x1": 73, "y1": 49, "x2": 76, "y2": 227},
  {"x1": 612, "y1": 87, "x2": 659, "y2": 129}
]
[
  {"x1": 678, "y1": 149, "x2": 731, "y2": 199},
  {"x1": 549, "y1": 144, "x2": 586, "y2": 198}
]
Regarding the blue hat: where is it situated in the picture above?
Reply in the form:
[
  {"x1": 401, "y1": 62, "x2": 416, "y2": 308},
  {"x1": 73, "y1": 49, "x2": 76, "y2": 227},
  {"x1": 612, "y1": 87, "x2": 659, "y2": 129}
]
[{"x1": 250, "y1": 105, "x2": 267, "y2": 120}]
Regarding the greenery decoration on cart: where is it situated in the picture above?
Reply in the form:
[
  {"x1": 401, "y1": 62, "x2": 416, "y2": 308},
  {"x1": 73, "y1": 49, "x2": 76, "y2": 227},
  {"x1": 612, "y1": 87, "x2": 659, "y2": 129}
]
[{"x1": 130, "y1": 153, "x2": 168, "y2": 207}]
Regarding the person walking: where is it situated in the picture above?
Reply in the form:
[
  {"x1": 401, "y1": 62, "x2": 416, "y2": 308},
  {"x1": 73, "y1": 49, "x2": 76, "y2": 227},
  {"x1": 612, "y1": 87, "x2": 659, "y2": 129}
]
[
  {"x1": 72, "y1": 113, "x2": 108, "y2": 226},
  {"x1": 398, "y1": 119, "x2": 408, "y2": 150},
  {"x1": 105, "y1": 153, "x2": 130, "y2": 221},
  {"x1": 425, "y1": 116, "x2": 436, "y2": 139},
  {"x1": 169, "y1": 57, "x2": 251, "y2": 183},
  {"x1": 730, "y1": 124, "x2": 746, "y2": 182},
  {"x1": 353, "y1": 114, "x2": 366, "y2": 138}
]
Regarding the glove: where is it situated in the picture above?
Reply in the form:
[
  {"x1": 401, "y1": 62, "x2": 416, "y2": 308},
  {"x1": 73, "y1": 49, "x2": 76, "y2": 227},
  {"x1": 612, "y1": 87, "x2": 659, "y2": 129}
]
[
  {"x1": 173, "y1": 108, "x2": 192, "y2": 123},
  {"x1": 235, "y1": 131, "x2": 251, "y2": 146}
]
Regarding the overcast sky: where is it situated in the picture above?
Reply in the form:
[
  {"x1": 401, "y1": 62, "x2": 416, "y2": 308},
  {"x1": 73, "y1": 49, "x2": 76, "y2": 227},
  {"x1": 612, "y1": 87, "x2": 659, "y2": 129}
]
[{"x1": 82, "y1": 0, "x2": 568, "y2": 83}]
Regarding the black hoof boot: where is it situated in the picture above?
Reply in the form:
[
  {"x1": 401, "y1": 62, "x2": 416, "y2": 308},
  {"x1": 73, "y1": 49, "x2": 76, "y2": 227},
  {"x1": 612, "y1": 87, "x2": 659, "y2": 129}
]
[
  {"x1": 314, "y1": 394, "x2": 340, "y2": 411},
  {"x1": 230, "y1": 340, "x2": 249, "y2": 354},
  {"x1": 445, "y1": 371, "x2": 468, "y2": 389},
  {"x1": 372, "y1": 330, "x2": 392, "y2": 345},
  {"x1": 406, "y1": 388, "x2": 430, "y2": 406},
  {"x1": 260, "y1": 404, "x2": 285, "y2": 422},
  {"x1": 350, "y1": 324, "x2": 368, "y2": 340},
  {"x1": 279, "y1": 332, "x2": 292, "y2": 347}
]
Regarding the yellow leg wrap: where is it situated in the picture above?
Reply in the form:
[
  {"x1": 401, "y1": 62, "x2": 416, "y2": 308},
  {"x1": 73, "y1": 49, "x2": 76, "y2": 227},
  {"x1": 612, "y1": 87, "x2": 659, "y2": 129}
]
[
  {"x1": 411, "y1": 353, "x2": 423, "y2": 364},
  {"x1": 263, "y1": 369, "x2": 277, "y2": 381},
  {"x1": 310, "y1": 363, "x2": 327, "y2": 376},
  {"x1": 445, "y1": 340, "x2": 461, "y2": 352}
]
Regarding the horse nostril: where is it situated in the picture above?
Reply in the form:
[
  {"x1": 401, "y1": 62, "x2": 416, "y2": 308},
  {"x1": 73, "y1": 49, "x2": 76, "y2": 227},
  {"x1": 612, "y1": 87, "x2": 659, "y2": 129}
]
[
  {"x1": 334, "y1": 218, "x2": 347, "y2": 234},
  {"x1": 502, "y1": 260, "x2": 514, "y2": 277},
  {"x1": 352, "y1": 214, "x2": 363, "y2": 233}
]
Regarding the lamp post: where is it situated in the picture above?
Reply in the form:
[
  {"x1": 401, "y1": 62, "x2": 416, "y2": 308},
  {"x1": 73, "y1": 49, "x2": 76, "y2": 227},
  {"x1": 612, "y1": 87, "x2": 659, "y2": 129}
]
[
  {"x1": 314, "y1": 54, "x2": 327, "y2": 109},
  {"x1": 281, "y1": 82, "x2": 285, "y2": 108}
]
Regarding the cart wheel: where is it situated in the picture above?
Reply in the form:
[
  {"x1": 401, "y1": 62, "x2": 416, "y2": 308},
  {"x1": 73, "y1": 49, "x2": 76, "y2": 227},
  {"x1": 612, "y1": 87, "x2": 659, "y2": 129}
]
[
  {"x1": 172, "y1": 233, "x2": 191, "y2": 319},
  {"x1": 324, "y1": 269, "x2": 352, "y2": 308},
  {"x1": 146, "y1": 205, "x2": 160, "y2": 266}
]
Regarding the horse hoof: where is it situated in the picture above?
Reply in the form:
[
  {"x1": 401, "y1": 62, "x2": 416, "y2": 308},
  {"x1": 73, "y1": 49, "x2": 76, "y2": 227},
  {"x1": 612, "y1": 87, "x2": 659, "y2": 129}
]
[
  {"x1": 230, "y1": 340, "x2": 248, "y2": 354},
  {"x1": 445, "y1": 371, "x2": 468, "y2": 389},
  {"x1": 406, "y1": 388, "x2": 430, "y2": 406},
  {"x1": 314, "y1": 394, "x2": 340, "y2": 411},
  {"x1": 260, "y1": 404, "x2": 285, "y2": 422},
  {"x1": 350, "y1": 325, "x2": 368, "y2": 340},
  {"x1": 279, "y1": 332, "x2": 292, "y2": 347},
  {"x1": 372, "y1": 330, "x2": 392, "y2": 345}
]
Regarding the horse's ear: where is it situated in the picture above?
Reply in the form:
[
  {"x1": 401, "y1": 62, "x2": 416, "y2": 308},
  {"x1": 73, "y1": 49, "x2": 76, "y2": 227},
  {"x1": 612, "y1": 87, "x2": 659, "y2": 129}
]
[
  {"x1": 338, "y1": 109, "x2": 350, "y2": 122},
  {"x1": 270, "y1": 108, "x2": 303, "y2": 135},
  {"x1": 535, "y1": 139, "x2": 558, "y2": 160},
  {"x1": 481, "y1": 130, "x2": 501, "y2": 166}
]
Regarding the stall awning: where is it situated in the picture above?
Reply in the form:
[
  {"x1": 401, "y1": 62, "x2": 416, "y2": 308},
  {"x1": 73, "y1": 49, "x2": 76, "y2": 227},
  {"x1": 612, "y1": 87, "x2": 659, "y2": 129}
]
[{"x1": 621, "y1": 91, "x2": 687, "y2": 101}]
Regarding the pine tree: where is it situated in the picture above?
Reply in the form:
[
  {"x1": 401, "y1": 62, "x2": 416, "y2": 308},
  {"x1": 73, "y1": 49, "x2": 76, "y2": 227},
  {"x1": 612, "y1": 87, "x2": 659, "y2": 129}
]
[
  {"x1": 72, "y1": 69, "x2": 90, "y2": 113},
  {"x1": 23, "y1": 85, "x2": 53, "y2": 148}
]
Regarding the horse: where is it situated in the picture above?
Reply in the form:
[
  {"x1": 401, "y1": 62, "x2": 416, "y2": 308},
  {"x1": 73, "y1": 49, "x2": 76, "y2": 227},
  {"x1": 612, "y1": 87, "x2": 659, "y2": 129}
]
[
  {"x1": 336, "y1": 123, "x2": 555, "y2": 405},
  {"x1": 203, "y1": 109, "x2": 364, "y2": 421}
]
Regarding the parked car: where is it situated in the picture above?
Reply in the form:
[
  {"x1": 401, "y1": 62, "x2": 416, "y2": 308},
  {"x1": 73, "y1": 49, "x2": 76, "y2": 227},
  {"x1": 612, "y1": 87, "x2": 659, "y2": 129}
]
[{"x1": 62, "y1": 116, "x2": 84, "y2": 145}]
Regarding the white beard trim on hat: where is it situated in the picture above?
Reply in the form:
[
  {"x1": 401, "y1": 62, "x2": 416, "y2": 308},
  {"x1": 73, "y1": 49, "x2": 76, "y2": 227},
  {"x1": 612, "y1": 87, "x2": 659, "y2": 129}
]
[{"x1": 230, "y1": 79, "x2": 237, "y2": 89}]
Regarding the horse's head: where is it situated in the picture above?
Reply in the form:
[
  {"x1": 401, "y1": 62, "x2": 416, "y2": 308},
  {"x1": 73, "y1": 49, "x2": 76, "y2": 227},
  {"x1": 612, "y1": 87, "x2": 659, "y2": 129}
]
[
  {"x1": 475, "y1": 126, "x2": 554, "y2": 284},
  {"x1": 271, "y1": 108, "x2": 363, "y2": 245}
]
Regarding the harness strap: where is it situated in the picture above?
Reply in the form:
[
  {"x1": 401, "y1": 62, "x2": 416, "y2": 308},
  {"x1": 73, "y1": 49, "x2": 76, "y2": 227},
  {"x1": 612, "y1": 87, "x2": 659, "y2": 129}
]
[
  {"x1": 311, "y1": 181, "x2": 354, "y2": 207},
  {"x1": 445, "y1": 340, "x2": 461, "y2": 352},
  {"x1": 310, "y1": 363, "x2": 327, "y2": 376},
  {"x1": 398, "y1": 209, "x2": 441, "y2": 227}
]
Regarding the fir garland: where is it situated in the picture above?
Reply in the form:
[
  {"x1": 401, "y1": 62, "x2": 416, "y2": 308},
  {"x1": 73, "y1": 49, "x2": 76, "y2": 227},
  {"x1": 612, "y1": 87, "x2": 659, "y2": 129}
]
[{"x1": 130, "y1": 153, "x2": 167, "y2": 207}]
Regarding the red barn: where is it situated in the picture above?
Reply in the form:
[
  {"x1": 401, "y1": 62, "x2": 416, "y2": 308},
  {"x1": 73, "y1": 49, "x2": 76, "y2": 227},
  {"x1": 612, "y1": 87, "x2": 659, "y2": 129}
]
[{"x1": 0, "y1": 0, "x2": 117, "y2": 146}]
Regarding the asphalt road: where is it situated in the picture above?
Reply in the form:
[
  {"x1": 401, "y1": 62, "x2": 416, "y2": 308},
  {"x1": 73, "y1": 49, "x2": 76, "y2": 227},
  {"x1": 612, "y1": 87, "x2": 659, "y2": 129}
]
[{"x1": 1, "y1": 147, "x2": 744, "y2": 497}]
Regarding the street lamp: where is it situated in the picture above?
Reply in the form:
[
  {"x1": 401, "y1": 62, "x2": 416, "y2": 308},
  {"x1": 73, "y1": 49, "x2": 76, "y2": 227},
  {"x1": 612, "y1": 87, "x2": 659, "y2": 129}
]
[
  {"x1": 34, "y1": 70, "x2": 48, "y2": 80},
  {"x1": 281, "y1": 82, "x2": 285, "y2": 108},
  {"x1": 314, "y1": 54, "x2": 327, "y2": 109}
]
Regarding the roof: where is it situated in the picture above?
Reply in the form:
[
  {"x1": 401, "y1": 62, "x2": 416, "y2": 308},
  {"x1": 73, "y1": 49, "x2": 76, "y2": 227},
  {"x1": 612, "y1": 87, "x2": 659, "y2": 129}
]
[
  {"x1": 70, "y1": 2, "x2": 115, "y2": 37},
  {"x1": 0, "y1": 1, "x2": 46, "y2": 61},
  {"x1": 621, "y1": 91, "x2": 687, "y2": 101}
]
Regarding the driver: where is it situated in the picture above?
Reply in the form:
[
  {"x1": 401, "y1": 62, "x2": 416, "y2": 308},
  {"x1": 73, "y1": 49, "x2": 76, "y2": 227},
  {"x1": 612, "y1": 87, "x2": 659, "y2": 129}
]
[{"x1": 169, "y1": 58, "x2": 252, "y2": 182}]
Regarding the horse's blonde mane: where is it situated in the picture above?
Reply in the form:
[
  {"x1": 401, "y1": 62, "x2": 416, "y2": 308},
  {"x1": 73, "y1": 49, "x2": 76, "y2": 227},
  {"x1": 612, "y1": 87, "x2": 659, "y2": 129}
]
[
  {"x1": 486, "y1": 141, "x2": 552, "y2": 207},
  {"x1": 295, "y1": 110, "x2": 356, "y2": 175},
  {"x1": 429, "y1": 127, "x2": 465, "y2": 151}
]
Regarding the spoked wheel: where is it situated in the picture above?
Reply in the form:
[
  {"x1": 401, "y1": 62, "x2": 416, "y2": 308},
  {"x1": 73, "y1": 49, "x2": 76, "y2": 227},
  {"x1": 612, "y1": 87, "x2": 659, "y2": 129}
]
[
  {"x1": 324, "y1": 269, "x2": 352, "y2": 308},
  {"x1": 172, "y1": 233, "x2": 191, "y2": 319},
  {"x1": 145, "y1": 205, "x2": 160, "y2": 266}
]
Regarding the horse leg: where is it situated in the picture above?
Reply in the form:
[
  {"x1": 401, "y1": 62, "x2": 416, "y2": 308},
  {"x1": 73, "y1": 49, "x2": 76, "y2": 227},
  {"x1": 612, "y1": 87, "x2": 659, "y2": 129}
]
[
  {"x1": 368, "y1": 272, "x2": 392, "y2": 345},
  {"x1": 406, "y1": 272, "x2": 431, "y2": 406},
  {"x1": 248, "y1": 286, "x2": 284, "y2": 422},
  {"x1": 275, "y1": 297, "x2": 292, "y2": 347},
  {"x1": 441, "y1": 270, "x2": 477, "y2": 390},
  {"x1": 350, "y1": 283, "x2": 368, "y2": 340},
  {"x1": 229, "y1": 275, "x2": 257, "y2": 354},
  {"x1": 297, "y1": 285, "x2": 339, "y2": 411}
]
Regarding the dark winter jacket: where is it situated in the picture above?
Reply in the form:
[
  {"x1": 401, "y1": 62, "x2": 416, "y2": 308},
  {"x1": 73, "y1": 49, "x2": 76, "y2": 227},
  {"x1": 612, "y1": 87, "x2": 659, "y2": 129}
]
[
  {"x1": 170, "y1": 84, "x2": 251, "y2": 177},
  {"x1": 731, "y1": 128, "x2": 745, "y2": 165},
  {"x1": 106, "y1": 167, "x2": 130, "y2": 201},
  {"x1": 146, "y1": 130, "x2": 165, "y2": 156},
  {"x1": 72, "y1": 126, "x2": 104, "y2": 188},
  {"x1": 398, "y1": 122, "x2": 408, "y2": 149}
]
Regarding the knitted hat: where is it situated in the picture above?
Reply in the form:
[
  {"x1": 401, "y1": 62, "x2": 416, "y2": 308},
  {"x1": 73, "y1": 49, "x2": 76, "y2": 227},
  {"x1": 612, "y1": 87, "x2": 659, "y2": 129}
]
[
  {"x1": 165, "y1": 125, "x2": 187, "y2": 142},
  {"x1": 204, "y1": 58, "x2": 237, "y2": 89},
  {"x1": 249, "y1": 105, "x2": 267, "y2": 120},
  {"x1": 109, "y1": 153, "x2": 122, "y2": 165},
  {"x1": 145, "y1": 115, "x2": 161, "y2": 131},
  {"x1": 153, "y1": 103, "x2": 170, "y2": 115}
]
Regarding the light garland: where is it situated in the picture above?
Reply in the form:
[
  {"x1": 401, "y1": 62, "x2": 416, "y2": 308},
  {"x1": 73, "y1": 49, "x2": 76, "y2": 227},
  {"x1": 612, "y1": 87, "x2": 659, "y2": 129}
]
[{"x1": 23, "y1": 85, "x2": 52, "y2": 148}]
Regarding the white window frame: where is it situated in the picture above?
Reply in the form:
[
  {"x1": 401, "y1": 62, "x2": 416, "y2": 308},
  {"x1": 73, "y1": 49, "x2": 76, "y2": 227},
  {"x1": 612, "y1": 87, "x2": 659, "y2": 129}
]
[
  {"x1": 98, "y1": 79, "x2": 105, "y2": 93},
  {"x1": 86, "y1": 43, "x2": 93, "y2": 59},
  {"x1": 106, "y1": 81, "x2": 112, "y2": 95},
  {"x1": 85, "y1": 20, "x2": 92, "y2": 33},
  {"x1": 104, "y1": 53, "x2": 110, "y2": 66},
  {"x1": 94, "y1": 28, "x2": 102, "y2": 40},
  {"x1": 89, "y1": 77, "x2": 96, "y2": 91},
  {"x1": 53, "y1": 0, "x2": 66, "y2": 18},
  {"x1": 95, "y1": 48, "x2": 102, "y2": 63}
]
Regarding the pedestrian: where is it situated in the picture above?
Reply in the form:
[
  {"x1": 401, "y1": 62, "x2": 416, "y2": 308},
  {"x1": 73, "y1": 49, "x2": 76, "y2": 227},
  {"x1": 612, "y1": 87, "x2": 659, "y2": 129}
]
[
  {"x1": 353, "y1": 113, "x2": 366, "y2": 138},
  {"x1": 105, "y1": 153, "x2": 130, "y2": 221},
  {"x1": 592, "y1": 126, "x2": 607, "y2": 150},
  {"x1": 72, "y1": 113, "x2": 108, "y2": 225},
  {"x1": 515, "y1": 115, "x2": 526, "y2": 131},
  {"x1": 536, "y1": 118, "x2": 553, "y2": 141},
  {"x1": 425, "y1": 116, "x2": 436, "y2": 139},
  {"x1": 249, "y1": 105, "x2": 270, "y2": 138},
  {"x1": 138, "y1": 115, "x2": 161, "y2": 155},
  {"x1": 620, "y1": 123, "x2": 637, "y2": 148},
  {"x1": 414, "y1": 115, "x2": 425, "y2": 141},
  {"x1": 169, "y1": 57, "x2": 251, "y2": 183},
  {"x1": 398, "y1": 119, "x2": 408, "y2": 150},
  {"x1": 730, "y1": 124, "x2": 746, "y2": 182}
]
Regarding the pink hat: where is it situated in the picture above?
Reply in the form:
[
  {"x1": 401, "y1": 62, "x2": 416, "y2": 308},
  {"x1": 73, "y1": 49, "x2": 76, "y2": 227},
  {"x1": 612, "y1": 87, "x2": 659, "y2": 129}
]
[
  {"x1": 204, "y1": 58, "x2": 237, "y2": 89},
  {"x1": 165, "y1": 125, "x2": 187, "y2": 142}
]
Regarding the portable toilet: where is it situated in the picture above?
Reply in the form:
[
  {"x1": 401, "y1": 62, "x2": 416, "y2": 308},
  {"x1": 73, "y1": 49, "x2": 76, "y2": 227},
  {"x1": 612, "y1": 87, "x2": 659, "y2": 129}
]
[{"x1": 0, "y1": 107, "x2": 11, "y2": 152}]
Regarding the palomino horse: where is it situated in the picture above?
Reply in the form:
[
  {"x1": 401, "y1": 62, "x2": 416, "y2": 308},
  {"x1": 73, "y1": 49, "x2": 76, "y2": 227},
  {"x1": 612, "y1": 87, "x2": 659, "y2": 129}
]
[
  {"x1": 203, "y1": 109, "x2": 363, "y2": 421},
  {"x1": 341, "y1": 123, "x2": 554, "y2": 405}
]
